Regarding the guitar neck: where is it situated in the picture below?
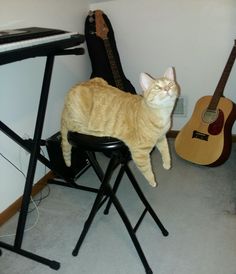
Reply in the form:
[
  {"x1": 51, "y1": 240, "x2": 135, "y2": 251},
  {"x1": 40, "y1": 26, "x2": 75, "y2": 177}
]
[
  {"x1": 103, "y1": 38, "x2": 124, "y2": 90},
  {"x1": 208, "y1": 42, "x2": 236, "y2": 110}
]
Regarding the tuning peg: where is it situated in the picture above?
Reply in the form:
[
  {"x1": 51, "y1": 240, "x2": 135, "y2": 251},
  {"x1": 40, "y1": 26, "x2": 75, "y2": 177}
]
[{"x1": 88, "y1": 10, "x2": 95, "y2": 23}]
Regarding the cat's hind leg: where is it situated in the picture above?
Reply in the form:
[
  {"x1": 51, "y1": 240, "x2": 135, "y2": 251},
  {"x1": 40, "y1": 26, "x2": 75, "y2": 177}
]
[
  {"x1": 130, "y1": 149, "x2": 157, "y2": 187},
  {"x1": 155, "y1": 136, "x2": 171, "y2": 170}
]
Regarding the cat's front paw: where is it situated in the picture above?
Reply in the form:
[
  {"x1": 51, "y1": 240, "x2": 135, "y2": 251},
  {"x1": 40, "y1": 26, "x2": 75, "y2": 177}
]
[
  {"x1": 163, "y1": 162, "x2": 171, "y2": 170},
  {"x1": 149, "y1": 180, "x2": 158, "y2": 188}
]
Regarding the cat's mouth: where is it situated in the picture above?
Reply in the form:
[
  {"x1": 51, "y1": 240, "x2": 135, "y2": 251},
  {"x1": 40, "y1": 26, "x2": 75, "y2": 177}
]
[{"x1": 160, "y1": 89, "x2": 176, "y2": 99}]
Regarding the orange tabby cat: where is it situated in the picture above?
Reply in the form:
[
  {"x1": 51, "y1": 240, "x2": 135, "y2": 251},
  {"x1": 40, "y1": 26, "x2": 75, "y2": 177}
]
[{"x1": 61, "y1": 67, "x2": 179, "y2": 187}]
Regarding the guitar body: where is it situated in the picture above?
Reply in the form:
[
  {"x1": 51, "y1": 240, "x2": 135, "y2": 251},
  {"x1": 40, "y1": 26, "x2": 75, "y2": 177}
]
[
  {"x1": 85, "y1": 10, "x2": 136, "y2": 94},
  {"x1": 175, "y1": 95, "x2": 236, "y2": 166}
]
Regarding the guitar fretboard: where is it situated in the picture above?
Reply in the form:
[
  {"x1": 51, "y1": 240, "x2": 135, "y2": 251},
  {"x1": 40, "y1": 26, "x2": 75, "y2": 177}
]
[
  {"x1": 103, "y1": 38, "x2": 124, "y2": 90},
  {"x1": 208, "y1": 43, "x2": 236, "y2": 110}
]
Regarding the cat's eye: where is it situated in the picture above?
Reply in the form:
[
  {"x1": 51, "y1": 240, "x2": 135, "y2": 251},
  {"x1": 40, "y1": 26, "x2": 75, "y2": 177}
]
[{"x1": 154, "y1": 84, "x2": 162, "y2": 90}]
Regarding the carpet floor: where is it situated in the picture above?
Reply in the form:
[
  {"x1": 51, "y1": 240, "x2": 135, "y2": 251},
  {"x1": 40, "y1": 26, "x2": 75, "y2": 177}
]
[{"x1": 0, "y1": 140, "x2": 236, "y2": 274}]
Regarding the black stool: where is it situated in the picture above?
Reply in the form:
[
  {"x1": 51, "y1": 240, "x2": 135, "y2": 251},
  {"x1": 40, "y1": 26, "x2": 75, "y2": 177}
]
[{"x1": 67, "y1": 131, "x2": 168, "y2": 274}]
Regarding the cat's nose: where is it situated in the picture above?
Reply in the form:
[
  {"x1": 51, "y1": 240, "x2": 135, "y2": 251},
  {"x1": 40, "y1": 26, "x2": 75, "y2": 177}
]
[{"x1": 164, "y1": 89, "x2": 173, "y2": 97}]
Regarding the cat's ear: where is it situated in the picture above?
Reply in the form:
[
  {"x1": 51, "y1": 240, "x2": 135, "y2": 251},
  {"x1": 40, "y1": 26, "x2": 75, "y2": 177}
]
[
  {"x1": 164, "y1": 67, "x2": 175, "y2": 81},
  {"x1": 140, "y1": 73, "x2": 155, "y2": 91}
]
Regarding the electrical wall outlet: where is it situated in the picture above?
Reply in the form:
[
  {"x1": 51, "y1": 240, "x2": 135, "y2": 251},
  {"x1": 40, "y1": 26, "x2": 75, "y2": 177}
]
[{"x1": 173, "y1": 96, "x2": 186, "y2": 116}]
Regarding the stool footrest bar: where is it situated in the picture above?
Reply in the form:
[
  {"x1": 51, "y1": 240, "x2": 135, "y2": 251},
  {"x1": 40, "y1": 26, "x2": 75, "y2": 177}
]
[{"x1": 134, "y1": 208, "x2": 148, "y2": 233}]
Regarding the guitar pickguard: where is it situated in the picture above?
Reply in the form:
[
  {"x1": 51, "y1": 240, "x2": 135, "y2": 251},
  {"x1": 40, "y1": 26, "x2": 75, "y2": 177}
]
[{"x1": 208, "y1": 109, "x2": 224, "y2": 135}]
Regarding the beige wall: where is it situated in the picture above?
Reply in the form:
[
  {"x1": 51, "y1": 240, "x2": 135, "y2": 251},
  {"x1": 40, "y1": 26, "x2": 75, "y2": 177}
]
[{"x1": 90, "y1": 0, "x2": 236, "y2": 132}]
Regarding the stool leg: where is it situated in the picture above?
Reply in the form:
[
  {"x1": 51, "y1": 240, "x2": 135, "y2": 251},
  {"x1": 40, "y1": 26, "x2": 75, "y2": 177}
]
[
  {"x1": 86, "y1": 151, "x2": 104, "y2": 181},
  {"x1": 105, "y1": 183, "x2": 153, "y2": 274},
  {"x1": 103, "y1": 164, "x2": 125, "y2": 215},
  {"x1": 125, "y1": 165, "x2": 169, "y2": 236},
  {"x1": 72, "y1": 156, "x2": 118, "y2": 256}
]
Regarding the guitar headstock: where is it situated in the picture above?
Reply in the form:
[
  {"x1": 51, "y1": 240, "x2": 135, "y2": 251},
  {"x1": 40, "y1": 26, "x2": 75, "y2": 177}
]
[{"x1": 95, "y1": 10, "x2": 109, "y2": 40}]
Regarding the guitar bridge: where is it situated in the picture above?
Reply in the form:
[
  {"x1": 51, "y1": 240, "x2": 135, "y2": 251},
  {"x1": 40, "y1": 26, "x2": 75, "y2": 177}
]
[{"x1": 192, "y1": 130, "x2": 209, "y2": 141}]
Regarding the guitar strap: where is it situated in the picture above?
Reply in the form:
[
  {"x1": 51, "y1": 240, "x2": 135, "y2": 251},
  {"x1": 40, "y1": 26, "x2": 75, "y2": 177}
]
[{"x1": 84, "y1": 10, "x2": 136, "y2": 94}]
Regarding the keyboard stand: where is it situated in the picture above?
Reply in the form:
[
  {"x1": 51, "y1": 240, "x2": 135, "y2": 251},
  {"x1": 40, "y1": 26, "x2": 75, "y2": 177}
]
[{"x1": 0, "y1": 35, "x2": 85, "y2": 270}]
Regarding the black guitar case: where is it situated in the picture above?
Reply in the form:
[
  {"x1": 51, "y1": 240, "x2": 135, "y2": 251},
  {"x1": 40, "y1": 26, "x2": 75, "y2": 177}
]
[{"x1": 85, "y1": 10, "x2": 136, "y2": 94}]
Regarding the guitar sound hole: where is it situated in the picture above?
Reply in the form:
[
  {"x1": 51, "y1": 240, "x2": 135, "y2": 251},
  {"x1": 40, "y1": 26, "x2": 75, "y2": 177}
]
[{"x1": 202, "y1": 109, "x2": 218, "y2": 124}]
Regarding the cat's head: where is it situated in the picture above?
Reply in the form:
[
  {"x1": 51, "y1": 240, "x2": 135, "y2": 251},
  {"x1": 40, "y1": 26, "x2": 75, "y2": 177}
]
[{"x1": 140, "y1": 67, "x2": 179, "y2": 108}]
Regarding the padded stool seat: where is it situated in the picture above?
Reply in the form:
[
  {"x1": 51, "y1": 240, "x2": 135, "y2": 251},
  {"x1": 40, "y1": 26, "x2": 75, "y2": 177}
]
[
  {"x1": 60, "y1": 131, "x2": 168, "y2": 274},
  {"x1": 68, "y1": 132, "x2": 125, "y2": 152}
]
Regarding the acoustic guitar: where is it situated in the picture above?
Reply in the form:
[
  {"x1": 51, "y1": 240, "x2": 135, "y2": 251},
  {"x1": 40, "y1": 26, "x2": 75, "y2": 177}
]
[
  {"x1": 175, "y1": 41, "x2": 236, "y2": 166},
  {"x1": 85, "y1": 10, "x2": 136, "y2": 94}
]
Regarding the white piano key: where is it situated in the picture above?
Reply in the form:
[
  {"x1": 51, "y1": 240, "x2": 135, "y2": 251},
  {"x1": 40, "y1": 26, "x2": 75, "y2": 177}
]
[{"x1": 0, "y1": 32, "x2": 78, "y2": 53}]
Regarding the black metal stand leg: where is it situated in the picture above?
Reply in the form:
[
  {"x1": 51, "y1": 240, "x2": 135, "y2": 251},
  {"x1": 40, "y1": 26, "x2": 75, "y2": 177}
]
[
  {"x1": 0, "y1": 55, "x2": 60, "y2": 270},
  {"x1": 72, "y1": 156, "x2": 118, "y2": 256},
  {"x1": 0, "y1": 242, "x2": 60, "y2": 270},
  {"x1": 14, "y1": 55, "x2": 55, "y2": 247},
  {"x1": 125, "y1": 165, "x2": 169, "y2": 236}
]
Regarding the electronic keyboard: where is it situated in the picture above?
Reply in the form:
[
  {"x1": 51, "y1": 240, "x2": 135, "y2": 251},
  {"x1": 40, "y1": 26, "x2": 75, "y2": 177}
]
[
  {"x1": 0, "y1": 26, "x2": 84, "y2": 53},
  {"x1": 0, "y1": 28, "x2": 85, "y2": 66},
  {"x1": 0, "y1": 27, "x2": 67, "y2": 44},
  {"x1": 0, "y1": 31, "x2": 79, "y2": 53}
]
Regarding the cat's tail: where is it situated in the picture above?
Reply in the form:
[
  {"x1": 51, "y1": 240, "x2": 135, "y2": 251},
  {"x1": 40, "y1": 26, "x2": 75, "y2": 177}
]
[{"x1": 61, "y1": 123, "x2": 72, "y2": 167}]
